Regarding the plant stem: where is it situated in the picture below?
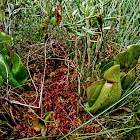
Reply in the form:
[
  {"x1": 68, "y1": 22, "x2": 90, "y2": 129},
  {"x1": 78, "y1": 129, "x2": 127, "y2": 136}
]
[
  {"x1": 74, "y1": 24, "x2": 78, "y2": 70},
  {"x1": 86, "y1": 19, "x2": 90, "y2": 68}
]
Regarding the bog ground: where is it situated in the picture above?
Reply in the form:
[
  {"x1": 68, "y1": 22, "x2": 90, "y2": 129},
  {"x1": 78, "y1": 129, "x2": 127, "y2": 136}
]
[{"x1": 0, "y1": 0, "x2": 140, "y2": 140}]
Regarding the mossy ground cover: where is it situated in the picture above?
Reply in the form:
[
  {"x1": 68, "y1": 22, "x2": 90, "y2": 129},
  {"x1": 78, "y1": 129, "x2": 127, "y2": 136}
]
[{"x1": 0, "y1": 0, "x2": 139, "y2": 139}]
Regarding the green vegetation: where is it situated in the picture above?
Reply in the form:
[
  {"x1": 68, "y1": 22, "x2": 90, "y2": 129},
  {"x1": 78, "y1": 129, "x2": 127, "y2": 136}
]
[
  {"x1": 86, "y1": 65, "x2": 122, "y2": 113},
  {"x1": 86, "y1": 44, "x2": 140, "y2": 113},
  {"x1": 0, "y1": 0, "x2": 139, "y2": 139},
  {"x1": 0, "y1": 32, "x2": 29, "y2": 89}
]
